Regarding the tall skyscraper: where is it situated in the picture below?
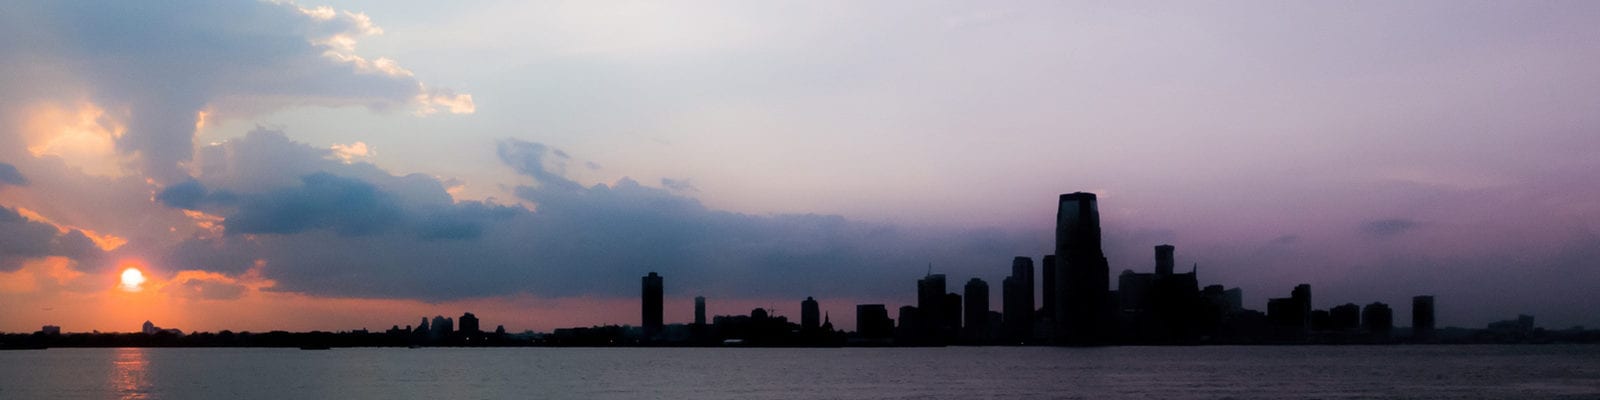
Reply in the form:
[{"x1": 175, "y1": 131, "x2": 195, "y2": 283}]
[
  {"x1": 642, "y1": 272, "x2": 664, "y2": 340},
  {"x1": 802, "y1": 296, "x2": 821, "y2": 330},
  {"x1": 963, "y1": 278, "x2": 990, "y2": 342},
  {"x1": 917, "y1": 273, "x2": 947, "y2": 341},
  {"x1": 694, "y1": 296, "x2": 707, "y2": 326},
  {"x1": 1412, "y1": 295, "x2": 1435, "y2": 340},
  {"x1": 1040, "y1": 255, "x2": 1057, "y2": 318},
  {"x1": 1003, "y1": 256, "x2": 1035, "y2": 343},
  {"x1": 1056, "y1": 192, "x2": 1110, "y2": 344},
  {"x1": 943, "y1": 292, "x2": 963, "y2": 341}
]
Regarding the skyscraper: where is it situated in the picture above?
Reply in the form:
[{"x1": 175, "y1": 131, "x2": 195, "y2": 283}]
[
  {"x1": 802, "y1": 296, "x2": 821, "y2": 330},
  {"x1": 1056, "y1": 192, "x2": 1110, "y2": 344},
  {"x1": 1043, "y1": 256, "x2": 1056, "y2": 321},
  {"x1": 1154, "y1": 244, "x2": 1175, "y2": 276},
  {"x1": 1003, "y1": 256, "x2": 1035, "y2": 343},
  {"x1": 1412, "y1": 295, "x2": 1435, "y2": 340},
  {"x1": 459, "y1": 312, "x2": 480, "y2": 335},
  {"x1": 642, "y1": 272, "x2": 664, "y2": 340},
  {"x1": 917, "y1": 273, "x2": 947, "y2": 341},
  {"x1": 694, "y1": 296, "x2": 707, "y2": 326},
  {"x1": 964, "y1": 278, "x2": 990, "y2": 342}
]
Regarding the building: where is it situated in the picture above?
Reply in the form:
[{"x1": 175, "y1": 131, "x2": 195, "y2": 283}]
[
  {"x1": 963, "y1": 278, "x2": 990, "y2": 342},
  {"x1": 916, "y1": 273, "x2": 948, "y2": 341},
  {"x1": 694, "y1": 296, "x2": 707, "y2": 326},
  {"x1": 1363, "y1": 302, "x2": 1394, "y2": 338},
  {"x1": 856, "y1": 304, "x2": 892, "y2": 339},
  {"x1": 943, "y1": 292, "x2": 963, "y2": 340},
  {"x1": 1330, "y1": 303, "x2": 1361, "y2": 331},
  {"x1": 1412, "y1": 295, "x2": 1436, "y2": 340},
  {"x1": 1003, "y1": 256, "x2": 1035, "y2": 344},
  {"x1": 459, "y1": 312, "x2": 480, "y2": 335},
  {"x1": 1116, "y1": 245, "x2": 1203, "y2": 343},
  {"x1": 430, "y1": 315, "x2": 454, "y2": 339},
  {"x1": 1056, "y1": 192, "x2": 1111, "y2": 344},
  {"x1": 1040, "y1": 255, "x2": 1058, "y2": 321},
  {"x1": 802, "y1": 296, "x2": 821, "y2": 330},
  {"x1": 642, "y1": 272, "x2": 664, "y2": 340}
]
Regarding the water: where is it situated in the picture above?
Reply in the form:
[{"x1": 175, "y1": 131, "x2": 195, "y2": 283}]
[{"x1": 2, "y1": 345, "x2": 1598, "y2": 399}]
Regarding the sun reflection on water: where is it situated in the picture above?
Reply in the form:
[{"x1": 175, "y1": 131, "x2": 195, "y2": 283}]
[{"x1": 112, "y1": 348, "x2": 150, "y2": 400}]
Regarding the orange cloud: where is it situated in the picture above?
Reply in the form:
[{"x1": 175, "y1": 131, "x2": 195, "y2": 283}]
[
  {"x1": 21, "y1": 101, "x2": 127, "y2": 178},
  {"x1": 12, "y1": 206, "x2": 126, "y2": 251}
]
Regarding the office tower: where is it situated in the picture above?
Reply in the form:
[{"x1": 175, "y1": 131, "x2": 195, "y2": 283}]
[
  {"x1": 802, "y1": 296, "x2": 821, "y2": 330},
  {"x1": 1292, "y1": 284, "x2": 1312, "y2": 323},
  {"x1": 1363, "y1": 302, "x2": 1394, "y2": 337},
  {"x1": 459, "y1": 312, "x2": 481, "y2": 335},
  {"x1": 1224, "y1": 288, "x2": 1243, "y2": 312},
  {"x1": 917, "y1": 274, "x2": 947, "y2": 340},
  {"x1": 856, "y1": 304, "x2": 892, "y2": 339},
  {"x1": 1412, "y1": 295, "x2": 1435, "y2": 340},
  {"x1": 1056, "y1": 192, "x2": 1110, "y2": 344},
  {"x1": 642, "y1": 272, "x2": 664, "y2": 340},
  {"x1": 1041, "y1": 255, "x2": 1058, "y2": 318},
  {"x1": 1003, "y1": 256, "x2": 1035, "y2": 343},
  {"x1": 694, "y1": 296, "x2": 707, "y2": 326},
  {"x1": 964, "y1": 278, "x2": 990, "y2": 342},
  {"x1": 943, "y1": 292, "x2": 963, "y2": 341},
  {"x1": 430, "y1": 315, "x2": 453, "y2": 340},
  {"x1": 1154, "y1": 244, "x2": 1175, "y2": 275},
  {"x1": 897, "y1": 305, "x2": 919, "y2": 341},
  {"x1": 1330, "y1": 303, "x2": 1361, "y2": 331}
]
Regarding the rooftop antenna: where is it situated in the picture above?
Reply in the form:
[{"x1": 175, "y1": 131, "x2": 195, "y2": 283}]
[{"x1": 926, "y1": 262, "x2": 933, "y2": 277}]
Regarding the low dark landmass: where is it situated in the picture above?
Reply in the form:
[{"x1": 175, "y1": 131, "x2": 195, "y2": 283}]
[{"x1": 4, "y1": 324, "x2": 1597, "y2": 349}]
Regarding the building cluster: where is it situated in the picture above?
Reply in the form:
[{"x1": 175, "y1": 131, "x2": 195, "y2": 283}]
[
  {"x1": 632, "y1": 192, "x2": 1450, "y2": 346},
  {"x1": 381, "y1": 312, "x2": 508, "y2": 346}
]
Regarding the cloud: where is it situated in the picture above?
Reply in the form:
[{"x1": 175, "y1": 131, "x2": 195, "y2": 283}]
[
  {"x1": 660, "y1": 178, "x2": 698, "y2": 192},
  {"x1": 1361, "y1": 218, "x2": 1421, "y2": 237},
  {"x1": 145, "y1": 134, "x2": 1039, "y2": 301},
  {"x1": 0, "y1": 0, "x2": 471, "y2": 182},
  {"x1": 0, "y1": 205, "x2": 102, "y2": 271},
  {"x1": 163, "y1": 271, "x2": 249, "y2": 301},
  {"x1": 0, "y1": 162, "x2": 25, "y2": 187}
]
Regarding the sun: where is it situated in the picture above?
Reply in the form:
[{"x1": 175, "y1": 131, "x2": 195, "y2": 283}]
[{"x1": 119, "y1": 267, "x2": 146, "y2": 292}]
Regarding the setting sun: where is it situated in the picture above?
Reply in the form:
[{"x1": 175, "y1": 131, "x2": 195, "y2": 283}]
[{"x1": 119, "y1": 268, "x2": 146, "y2": 292}]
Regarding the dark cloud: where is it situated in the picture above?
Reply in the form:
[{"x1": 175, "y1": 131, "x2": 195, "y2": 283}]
[
  {"x1": 156, "y1": 180, "x2": 207, "y2": 210},
  {"x1": 495, "y1": 140, "x2": 583, "y2": 192},
  {"x1": 1361, "y1": 218, "x2": 1421, "y2": 237},
  {"x1": 223, "y1": 173, "x2": 404, "y2": 236},
  {"x1": 0, "y1": 205, "x2": 102, "y2": 271},
  {"x1": 152, "y1": 135, "x2": 1039, "y2": 301},
  {"x1": 1269, "y1": 235, "x2": 1299, "y2": 245},
  {"x1": 0, "y1": 162, "x2": 25, "y2": 187}
]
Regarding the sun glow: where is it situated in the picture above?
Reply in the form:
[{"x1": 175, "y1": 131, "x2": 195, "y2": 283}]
[{"x1": 119, "y1": 268, "x2": 147, "y2": 292}]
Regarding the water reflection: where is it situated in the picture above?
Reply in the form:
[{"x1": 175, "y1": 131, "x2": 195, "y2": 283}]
[{"x1": 112, "y1": 348, "x2": 151, "y2": 400}]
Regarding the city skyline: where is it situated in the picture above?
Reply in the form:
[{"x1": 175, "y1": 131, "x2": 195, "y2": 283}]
[{"x1": 3, "y1": 1, "x2": 1600, "y2": 334}]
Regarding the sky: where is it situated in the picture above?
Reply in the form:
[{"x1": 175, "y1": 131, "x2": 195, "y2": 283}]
[{"x1": 2, "y1": 0, "x2": 1598, "y2": 334}]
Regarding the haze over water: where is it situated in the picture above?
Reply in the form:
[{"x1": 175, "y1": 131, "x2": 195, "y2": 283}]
[{"x1": 4, "y1": 346, "x2": 1599, "y2": 399}]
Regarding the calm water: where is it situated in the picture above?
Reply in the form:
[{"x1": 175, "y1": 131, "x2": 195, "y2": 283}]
[{"x1": 2, "y1": 345, "x2": 1598, "y2": 399}]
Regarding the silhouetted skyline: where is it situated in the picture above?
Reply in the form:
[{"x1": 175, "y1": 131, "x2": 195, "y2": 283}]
[{"x1": 3, "y1": 1, "x2": 1600, "y2": 335}]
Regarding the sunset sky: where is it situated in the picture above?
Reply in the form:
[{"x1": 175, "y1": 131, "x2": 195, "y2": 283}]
[{"x1": 2, "y1": 1, "x2": 1598, "y2": 333}]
